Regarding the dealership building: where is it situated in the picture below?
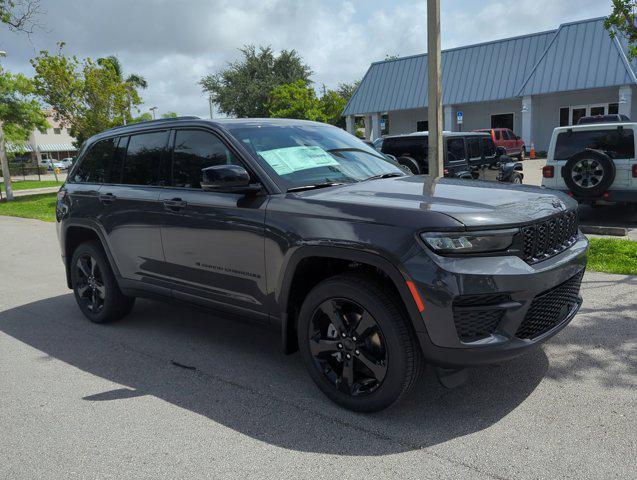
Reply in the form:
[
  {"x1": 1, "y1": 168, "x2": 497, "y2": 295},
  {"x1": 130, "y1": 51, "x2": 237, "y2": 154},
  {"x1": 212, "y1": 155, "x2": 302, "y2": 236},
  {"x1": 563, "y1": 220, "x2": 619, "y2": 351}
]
[{"x1": 343, "y1": 17, "x2": 637, "y2": 151}]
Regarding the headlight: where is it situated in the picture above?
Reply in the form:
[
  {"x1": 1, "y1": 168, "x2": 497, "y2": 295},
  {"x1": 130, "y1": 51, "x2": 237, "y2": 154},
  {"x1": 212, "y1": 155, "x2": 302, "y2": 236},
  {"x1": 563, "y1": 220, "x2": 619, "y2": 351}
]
[{"x1": 421, "y1": 229, "x2": 518, "y2": 254}]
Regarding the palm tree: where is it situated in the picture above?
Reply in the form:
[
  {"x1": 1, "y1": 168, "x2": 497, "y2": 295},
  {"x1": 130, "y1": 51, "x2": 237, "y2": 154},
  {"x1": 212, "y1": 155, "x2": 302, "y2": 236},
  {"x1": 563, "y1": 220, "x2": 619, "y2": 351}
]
[{"x1": 97, "y1": 55, "x2": 147, "y2": 124}]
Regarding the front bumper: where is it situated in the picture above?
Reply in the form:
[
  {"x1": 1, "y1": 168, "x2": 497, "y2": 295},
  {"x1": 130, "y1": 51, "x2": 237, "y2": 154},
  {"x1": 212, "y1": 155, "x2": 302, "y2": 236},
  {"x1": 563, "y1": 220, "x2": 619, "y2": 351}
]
[{"x1": 403, "y1": 234, "x2": 588, "y2": 368}]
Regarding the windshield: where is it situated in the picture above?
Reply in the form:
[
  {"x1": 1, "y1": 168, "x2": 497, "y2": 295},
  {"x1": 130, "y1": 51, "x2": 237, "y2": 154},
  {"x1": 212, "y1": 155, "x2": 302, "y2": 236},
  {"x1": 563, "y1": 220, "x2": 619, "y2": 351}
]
[{"x1": 226, "y1": 123, "x2": 402, "y2": 189}]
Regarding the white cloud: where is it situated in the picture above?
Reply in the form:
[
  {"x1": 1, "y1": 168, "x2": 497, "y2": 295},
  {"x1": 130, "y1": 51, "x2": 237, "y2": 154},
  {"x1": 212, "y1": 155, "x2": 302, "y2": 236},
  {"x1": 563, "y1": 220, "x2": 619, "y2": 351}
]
[{"x1": 0, "y1": 0, "x2": 611, "y2": 118}]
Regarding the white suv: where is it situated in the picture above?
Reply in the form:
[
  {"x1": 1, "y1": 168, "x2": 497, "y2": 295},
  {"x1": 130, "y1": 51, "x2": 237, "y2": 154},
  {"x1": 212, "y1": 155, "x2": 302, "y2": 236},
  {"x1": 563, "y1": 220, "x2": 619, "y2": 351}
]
[{"x1": 542, "y1": 122, "x2": 637, "y2": 205}]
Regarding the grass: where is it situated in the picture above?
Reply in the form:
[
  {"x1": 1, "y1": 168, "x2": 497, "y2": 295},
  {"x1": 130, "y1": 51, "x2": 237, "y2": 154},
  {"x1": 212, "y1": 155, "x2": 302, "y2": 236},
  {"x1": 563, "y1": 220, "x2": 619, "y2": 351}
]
[
  {"x1": 587, "y1": 238, "x2": 637, "y2": 275},
  {"x1": 1, "y1": 180, "x2": 63, "y2": 192},
  {"x1": 0, "y1": 192, "x2": 57, "y2": 222}
]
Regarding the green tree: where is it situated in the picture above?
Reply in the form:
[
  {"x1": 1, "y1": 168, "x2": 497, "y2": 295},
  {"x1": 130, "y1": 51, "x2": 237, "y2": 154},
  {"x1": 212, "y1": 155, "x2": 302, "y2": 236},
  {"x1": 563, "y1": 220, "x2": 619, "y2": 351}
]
[
  {"x1": 161, "y1": 111, "x2": 177, "y2": 118},
  {"x1": 604, "y1": 0, "x2": 637, "y2": 58},
  {"x1": 30, "y1": 44, "x2": 142, "y2": 146},
  {"x1": 0, "y1": 67, "x2": 48, "y2": 199},
  {"x1": 319, "y1": 89, "x2": 347, "y2": 126},
  {"x1": 200, "y1": 45, "x2": 312, "y2": 118},
  {"x1": 97, "y1": 55, "x2": 147, "y2": 122},
  {"x1": 131, "y1": 112, "x2": 152, "y2": 123},
  {"x1": 268, "y1": 80, "x2": 323, "y2": 121}
]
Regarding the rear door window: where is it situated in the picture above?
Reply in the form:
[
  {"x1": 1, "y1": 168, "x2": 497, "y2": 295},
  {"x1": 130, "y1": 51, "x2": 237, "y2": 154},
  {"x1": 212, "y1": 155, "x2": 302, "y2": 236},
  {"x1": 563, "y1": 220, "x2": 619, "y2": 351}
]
[
  {"x1": 466, "y1": 137, "x2": 481, "y2": 160},
  {"x1": 494, "y1": 130, "x2": 501, "y2": 140},
  {"x1": 446, "y1": 138, "x2": 466, "y2": 162},
  {"x1": 72, "y1": 138, "x2": 115, "y2": 183},
  {"x1": 554, "y1": 128, "x2": 635, "y2": 160},
  {"x1": 121, "y1": 130, "x2": 168, "y2": 185}
]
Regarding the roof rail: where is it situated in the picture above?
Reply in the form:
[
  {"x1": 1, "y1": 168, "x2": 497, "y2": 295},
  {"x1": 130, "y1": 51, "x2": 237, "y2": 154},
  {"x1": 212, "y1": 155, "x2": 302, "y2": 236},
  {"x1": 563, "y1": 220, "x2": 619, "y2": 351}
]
[{"x1": 101, "y1": 116, "x2": 201, "y2": 134}]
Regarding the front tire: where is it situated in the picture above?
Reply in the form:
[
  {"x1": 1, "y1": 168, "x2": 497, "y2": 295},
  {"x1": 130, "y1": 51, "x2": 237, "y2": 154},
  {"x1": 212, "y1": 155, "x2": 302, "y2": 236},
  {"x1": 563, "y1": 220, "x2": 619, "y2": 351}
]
[
  {"x1": 297, "y1": 274, "x2": 423, "y2": 412},
  {"x1": 70, "y1": 241, "x2": 135, "y2": 323}
]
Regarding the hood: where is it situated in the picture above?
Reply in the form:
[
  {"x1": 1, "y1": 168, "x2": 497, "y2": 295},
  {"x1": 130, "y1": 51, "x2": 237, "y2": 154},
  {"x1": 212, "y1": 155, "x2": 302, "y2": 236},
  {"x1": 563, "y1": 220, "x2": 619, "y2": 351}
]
[{"x1": 296, "y1": 175, "x2": 577, "y2": 229}]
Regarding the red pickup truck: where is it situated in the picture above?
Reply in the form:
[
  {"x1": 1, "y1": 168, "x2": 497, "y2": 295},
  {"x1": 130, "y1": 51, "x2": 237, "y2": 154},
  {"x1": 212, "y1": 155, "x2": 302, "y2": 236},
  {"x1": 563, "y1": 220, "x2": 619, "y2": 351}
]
[{"x1": 475, "y1": 128, "x2": 526, "y2": 160}]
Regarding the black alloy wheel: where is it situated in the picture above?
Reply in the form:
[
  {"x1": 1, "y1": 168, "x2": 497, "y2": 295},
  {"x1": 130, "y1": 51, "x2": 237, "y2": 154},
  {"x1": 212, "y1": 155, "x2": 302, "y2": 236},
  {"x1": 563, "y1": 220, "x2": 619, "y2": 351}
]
[
  {"x1": 75, "y1": 253, "x2": 106, "y2": 314},
  {"x1": 70, "y1": 241, "x2": 135, "y2": 323},
  {"x1": 308, "y1": 298, "x2": 388, "y2": 397},
  {"x1": 298, "y1": 274, "x2": 422, "y2": 412}
]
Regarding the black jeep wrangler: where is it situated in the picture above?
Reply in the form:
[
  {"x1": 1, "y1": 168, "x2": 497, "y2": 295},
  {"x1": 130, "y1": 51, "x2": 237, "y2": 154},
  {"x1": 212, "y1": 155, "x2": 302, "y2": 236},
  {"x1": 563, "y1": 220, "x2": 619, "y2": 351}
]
[
  {"x1": 56, "y1": 118, "x2": 586, "y2": 412},
  {"x1": 380, "y1": 131, "x2": 524, "y2": 183}
]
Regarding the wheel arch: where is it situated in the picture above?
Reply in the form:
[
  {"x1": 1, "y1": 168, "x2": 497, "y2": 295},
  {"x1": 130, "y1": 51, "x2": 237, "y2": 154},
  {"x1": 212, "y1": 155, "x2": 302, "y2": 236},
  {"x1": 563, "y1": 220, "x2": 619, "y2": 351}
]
[
  {"x1": 62, "y1": 221, "x2": 119, "y2": 289},
  {"x1": 277, "y1": 246, "x2": 424, "y2": 354}
]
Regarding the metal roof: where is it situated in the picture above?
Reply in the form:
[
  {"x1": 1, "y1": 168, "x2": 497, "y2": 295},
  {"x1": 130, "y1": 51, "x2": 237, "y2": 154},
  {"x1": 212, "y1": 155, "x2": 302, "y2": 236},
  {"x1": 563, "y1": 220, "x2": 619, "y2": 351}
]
[
  {"x1": 344, "y1": 17, "x2": 637, "y2": 116},
  {"x1": 37, "y1": 143, "x2": 77, "y2": 152},
  {"x1": 519, "y1": 17, "x2": 636, "y2": 95}
]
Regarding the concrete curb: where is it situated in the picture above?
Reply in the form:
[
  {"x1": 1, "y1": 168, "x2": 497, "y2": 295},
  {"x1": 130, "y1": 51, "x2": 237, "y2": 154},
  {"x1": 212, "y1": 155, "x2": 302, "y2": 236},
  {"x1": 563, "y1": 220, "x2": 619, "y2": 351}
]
[{"x1": 581, "y1": 225, "x2": 628, "y2": 236}]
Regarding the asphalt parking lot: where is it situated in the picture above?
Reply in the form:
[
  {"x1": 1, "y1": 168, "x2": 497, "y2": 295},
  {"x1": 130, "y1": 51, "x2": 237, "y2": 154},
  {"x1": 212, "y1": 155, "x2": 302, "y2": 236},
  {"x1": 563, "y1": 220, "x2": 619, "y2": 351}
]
[{"x1": 0, "y1": 216, "x2": 635, "y2": 479}]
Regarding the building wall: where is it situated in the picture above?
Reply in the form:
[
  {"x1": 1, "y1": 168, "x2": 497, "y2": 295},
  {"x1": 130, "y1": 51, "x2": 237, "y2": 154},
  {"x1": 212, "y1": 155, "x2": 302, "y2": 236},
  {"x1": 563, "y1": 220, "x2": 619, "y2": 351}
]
[
  {"x1": 531, "y1": 87, "x2": 620, "y2": 151},
  {"x1": 451, "y1": 99, "x2": 522, "y2": 134},
  {"x1": 31, "y1": 112, "x2": 76, "y2": 147},
  {"x1": 388, "y1": 108, "x2": 427, "y2": 134}
]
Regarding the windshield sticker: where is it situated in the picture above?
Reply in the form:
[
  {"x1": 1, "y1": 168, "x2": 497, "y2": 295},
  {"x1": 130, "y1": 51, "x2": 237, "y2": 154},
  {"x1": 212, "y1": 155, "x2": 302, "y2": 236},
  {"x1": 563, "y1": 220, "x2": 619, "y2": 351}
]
[{"x1": 257, "y1": 146, "x2": 339, "y2": 175}]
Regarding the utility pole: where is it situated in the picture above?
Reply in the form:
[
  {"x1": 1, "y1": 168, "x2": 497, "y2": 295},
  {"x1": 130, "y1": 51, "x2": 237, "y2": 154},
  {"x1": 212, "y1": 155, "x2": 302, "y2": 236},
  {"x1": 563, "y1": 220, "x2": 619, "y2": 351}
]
[
  {"x1": 427, "y1": 0, "x2": 443, "y2": 178},
  {"x1": 150, "y1": 106, "x2": 158, "y2": 119},
  {"x1": 0, "y1": 50, "x2": 13, "y2": 200}
]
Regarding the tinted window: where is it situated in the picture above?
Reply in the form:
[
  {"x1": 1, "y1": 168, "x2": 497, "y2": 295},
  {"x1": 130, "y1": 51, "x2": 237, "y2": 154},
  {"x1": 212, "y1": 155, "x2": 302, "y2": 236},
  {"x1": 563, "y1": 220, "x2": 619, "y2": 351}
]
[
  {"x1": 608, "y1": 103, "x2": 619, "y2": 115},
  {"x1": 416, "y1": 121, "x2": 428, "y2": 132},
  {"x1": 122, "y1": 131, "x2": 168, "y2": 185},
  {"x1": 382, "y1": 137, "x2": 427, "y2": 164},
  {"x1": 481, "y1": 137, "x2": 496, "y2": 158},
  {"x1": 466, "y1": 138, "x2": 481, "y2": 159},
  {"x1": 447, "y1": 138, "x2": 466, "y2": 161},
  {"x1": 502, "y1": 130, "x2": 511, "y2": 140},
  {"x1": 106, "y1": 136, "x2": 128, "y2": 183},
  {"x1": 229, "y1": 124, "x2": 401, "y2": 189},
  {"x1": 559, "y1": 107, "x2": 570, "y2": 127},
  {"x1": 554, "y1": 129, "x2": 635, "y2": 160},
  {"x1": 172, "y1": 130, "x2": 238, "y2": 188},
  {"x1": 494, "y1": 130, "x2": 501, "y2": 140},
  {"x1": 72, "y1": 138, "x2": 115, "y2": 183}
]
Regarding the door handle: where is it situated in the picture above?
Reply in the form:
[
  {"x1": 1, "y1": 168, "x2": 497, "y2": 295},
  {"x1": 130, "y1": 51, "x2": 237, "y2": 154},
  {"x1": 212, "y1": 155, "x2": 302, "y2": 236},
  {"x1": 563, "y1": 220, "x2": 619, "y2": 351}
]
[
  {"x1": 99, "y1": 193, "x2": 116, "y2": 204},
  {"x1": 163, "y1": 198, "x2": 187, "y2": 211}
]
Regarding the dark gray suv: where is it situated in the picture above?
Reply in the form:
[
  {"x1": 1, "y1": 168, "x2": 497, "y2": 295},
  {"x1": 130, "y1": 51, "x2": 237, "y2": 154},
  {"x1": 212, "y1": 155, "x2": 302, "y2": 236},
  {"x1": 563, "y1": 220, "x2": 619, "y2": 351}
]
[{"x1": 56, "y1": 117, "x2": 588, "y2": 412}]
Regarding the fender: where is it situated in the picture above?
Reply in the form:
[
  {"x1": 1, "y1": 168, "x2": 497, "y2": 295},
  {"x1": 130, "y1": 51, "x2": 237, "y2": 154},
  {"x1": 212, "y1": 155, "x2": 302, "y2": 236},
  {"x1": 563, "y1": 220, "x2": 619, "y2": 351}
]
[
  {"x1": 61, "y1": 219, "x2": 121, "y2": 288},
  {"x1": 277, "y1": 245, "x2": 426, "y2": 353}
]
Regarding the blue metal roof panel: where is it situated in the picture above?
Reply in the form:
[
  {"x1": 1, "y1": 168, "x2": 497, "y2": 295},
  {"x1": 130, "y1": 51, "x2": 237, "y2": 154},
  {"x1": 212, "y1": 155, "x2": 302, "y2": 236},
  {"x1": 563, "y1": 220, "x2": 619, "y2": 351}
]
[
  {"x1": 343, "y1": 17, "x2": 637, "y2": 116},
  {"x1": 519, "y1": 18, "x2": 635, "y2": 95}
]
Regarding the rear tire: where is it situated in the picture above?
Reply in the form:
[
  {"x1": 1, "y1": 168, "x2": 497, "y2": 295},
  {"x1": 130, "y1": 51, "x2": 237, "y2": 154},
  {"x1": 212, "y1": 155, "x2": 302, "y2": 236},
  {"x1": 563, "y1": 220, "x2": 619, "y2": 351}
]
[
  {"x1": 396, "y1": 156, "x2": 421, "y2": 175},
  {"x1": 297, "y1": 273, "x2": 423, "y2": 412},
  {"x1": 70, "y1": 241, "x2": 135, "y2": 324},
  {"x1": 511, "y1": 172, "x2": 523, "y2": 184}
]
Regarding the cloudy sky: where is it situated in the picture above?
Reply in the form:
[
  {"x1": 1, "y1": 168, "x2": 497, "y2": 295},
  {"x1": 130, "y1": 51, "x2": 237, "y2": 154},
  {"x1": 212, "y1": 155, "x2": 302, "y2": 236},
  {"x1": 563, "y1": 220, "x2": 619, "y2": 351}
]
[{"x1": 0, "y1": 0, "x2": 612, "y2": 118}]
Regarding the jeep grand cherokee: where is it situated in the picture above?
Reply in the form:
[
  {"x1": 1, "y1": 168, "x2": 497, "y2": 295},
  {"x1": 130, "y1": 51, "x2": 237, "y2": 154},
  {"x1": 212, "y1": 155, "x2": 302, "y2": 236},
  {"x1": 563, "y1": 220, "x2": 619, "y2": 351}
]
[{"x1": 56, "y1": 117, "x2": 588, "y2": 412}]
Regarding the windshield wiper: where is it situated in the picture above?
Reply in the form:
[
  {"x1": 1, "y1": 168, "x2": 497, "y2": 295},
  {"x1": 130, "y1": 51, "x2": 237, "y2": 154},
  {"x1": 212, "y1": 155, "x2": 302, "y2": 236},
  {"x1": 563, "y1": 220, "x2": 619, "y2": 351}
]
[
  {"x1": 363, "y1": 172, "x2": 405, "y2": 181},
  {"x1": 287, "y1": 182, "x2": 347, "y2": 193}
]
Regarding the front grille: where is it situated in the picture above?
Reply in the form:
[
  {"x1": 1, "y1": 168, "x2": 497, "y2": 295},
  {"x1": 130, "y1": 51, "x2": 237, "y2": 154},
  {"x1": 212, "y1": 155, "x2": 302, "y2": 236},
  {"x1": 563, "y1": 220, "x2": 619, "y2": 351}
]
[
  {"x1": 515, "y1": 270, "x2": 584, "y2": 339},
  {"x1": 521, "y1": 211, "x2": 579, "y2": 264},
  {"x1": 453, "y1": 294, "x2": 510, "y2": 342}
]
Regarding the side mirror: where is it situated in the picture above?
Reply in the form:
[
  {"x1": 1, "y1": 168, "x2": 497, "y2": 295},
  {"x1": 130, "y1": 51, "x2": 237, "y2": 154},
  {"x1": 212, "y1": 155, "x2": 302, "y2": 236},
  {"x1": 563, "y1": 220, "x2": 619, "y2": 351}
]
[
  {"x1": 495, "y1": 146, "x2": 507, "y2": 156},
  {"x1": 201, "y1": 165, "x2": 261, "y2": 194}
]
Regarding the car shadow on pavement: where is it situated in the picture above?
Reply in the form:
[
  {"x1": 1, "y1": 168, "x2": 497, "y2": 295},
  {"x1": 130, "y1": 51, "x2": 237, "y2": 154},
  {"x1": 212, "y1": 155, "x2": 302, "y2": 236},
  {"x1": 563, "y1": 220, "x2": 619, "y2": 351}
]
[{"x1": 0, "y1": 294, "x2": 554, "y2": 456}]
